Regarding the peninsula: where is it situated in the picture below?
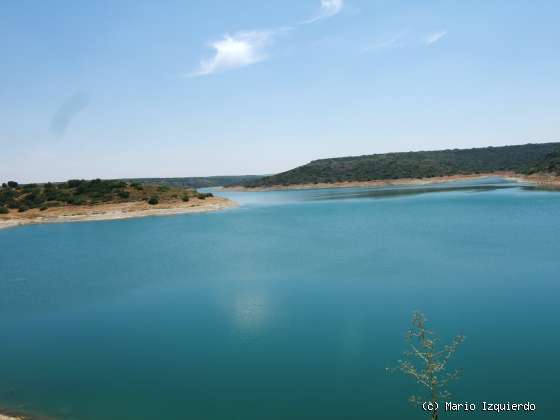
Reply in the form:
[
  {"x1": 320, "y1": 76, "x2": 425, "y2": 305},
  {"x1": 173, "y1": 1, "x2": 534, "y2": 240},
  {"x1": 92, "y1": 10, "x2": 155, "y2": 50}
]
[{"x1": 0, "y1": 179, "x2": 236, "y2": 230}]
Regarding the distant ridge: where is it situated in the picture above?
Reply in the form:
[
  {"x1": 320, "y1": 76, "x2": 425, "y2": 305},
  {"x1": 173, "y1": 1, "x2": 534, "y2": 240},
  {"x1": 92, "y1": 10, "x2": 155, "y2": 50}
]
[
  {"x1": 123, "y1": 175, "x2": 264, "y2": 189},
  {"x1": 243, "y1": 142, "x2": 560, "y2": 187}
]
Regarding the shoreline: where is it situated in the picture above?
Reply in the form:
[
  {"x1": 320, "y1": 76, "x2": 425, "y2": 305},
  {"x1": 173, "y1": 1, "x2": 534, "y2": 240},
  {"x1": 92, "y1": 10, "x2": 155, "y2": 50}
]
[
  {"x1": 224, "y1": 172, "x2": 560, "y2": 192},
  {"x1": 0, "y1": 196, "x2": 237, "y2": 231},
  {"x1": 0, "y1": 408, "x2": 51, "y2": 420},
  {"x1": 0, "y1": 412, "x2": 27, "y2": 420}
]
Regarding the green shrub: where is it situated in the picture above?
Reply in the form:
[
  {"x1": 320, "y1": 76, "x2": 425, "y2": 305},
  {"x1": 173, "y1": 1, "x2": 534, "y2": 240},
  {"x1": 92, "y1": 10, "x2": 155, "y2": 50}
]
[
  {"x1": 182, "y1": 195, "x2": 190, "y2": 202},
  {"x1": 18, "y1": 205, "x2": 28, "y2": 213},
  {"x1": 148, "y1": 197, "x2": 159, "y2": 205},
  {"x1": 117, "y1": 190, "x2": 130, "y2": 199},
  {"x1": 196, "y1": 192, "x2": 213, "y2": 199},
  {"x1": 7, "y1": 181, "x2": 18, "y2": 188},
  {"x1": 22, "y1": 183, "x2": 37, "y2": 192},
  {"x1": 67, "y1": 179, "x2": 84, "y2": 188},
  {"x1": 0, "y1": 206, "x2": 9, "y2": 214},
  {"x1": 40, "y1": 206, "x2": 48, "y2": 211},
  {"x1": 67, "y1": 197, "x2": 86, "y2": 205}
]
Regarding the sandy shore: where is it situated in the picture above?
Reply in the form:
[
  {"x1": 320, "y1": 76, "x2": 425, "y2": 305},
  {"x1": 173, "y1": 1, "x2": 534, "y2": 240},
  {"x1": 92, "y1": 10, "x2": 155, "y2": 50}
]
[
  {"x1": 0, "y1": 414, "x2": 24, "y2": 420},
  {"x1": 522, "y1": 173, "x2": 560, "y2": 187},
  {"x1": 225, "y1": 172, "x2": 560, "y2": 192},
  {"x1": 0, "y1": 196, "x2": 237, "y2": 230}
]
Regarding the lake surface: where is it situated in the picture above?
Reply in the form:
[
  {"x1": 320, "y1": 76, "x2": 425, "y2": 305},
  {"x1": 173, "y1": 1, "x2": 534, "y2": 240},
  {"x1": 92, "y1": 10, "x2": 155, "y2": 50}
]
[{"x1": 0, "y1": 178, "x2": 558, "y2": 419}]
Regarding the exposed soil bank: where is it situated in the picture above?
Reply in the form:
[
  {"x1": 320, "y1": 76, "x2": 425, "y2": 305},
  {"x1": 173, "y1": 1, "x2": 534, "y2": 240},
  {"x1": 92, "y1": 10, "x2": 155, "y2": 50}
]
[
  {"x1": 225, "y1": 172, "x2": 560, "y2": 192},
  {"x1": 0, "y1": 415, "x2": 23, "y2": 420},
  {"x1": 0, "y1": 196, "x2": 237, "y2": 230}
]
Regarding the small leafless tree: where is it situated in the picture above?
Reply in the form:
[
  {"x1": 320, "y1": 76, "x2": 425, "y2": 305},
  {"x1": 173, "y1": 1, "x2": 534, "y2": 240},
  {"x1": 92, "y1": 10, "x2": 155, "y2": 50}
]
[{"x1": 388, "y1": 311, "x2": 465, "y2": 419}]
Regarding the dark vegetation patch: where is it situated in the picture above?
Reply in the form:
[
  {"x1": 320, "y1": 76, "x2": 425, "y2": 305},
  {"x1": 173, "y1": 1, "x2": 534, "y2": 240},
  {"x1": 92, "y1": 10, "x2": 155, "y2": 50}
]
[
  {"x1": 0, "y1": 179, "x2": 198, "y2": 213},
  {"x1": 526, "y1": 150, "x2": 560, "y2": 175}
]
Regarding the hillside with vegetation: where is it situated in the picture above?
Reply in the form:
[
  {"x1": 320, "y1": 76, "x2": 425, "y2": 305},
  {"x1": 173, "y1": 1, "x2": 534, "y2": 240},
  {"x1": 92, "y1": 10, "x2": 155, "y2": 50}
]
[
  {"x1": 0, "y1": 179, "x2": 212, "y2": 215},
  {"x1": 242, "y1": 142, "x2": 560, "y2": 187},
  {"x1": 526, "y1": 150, "x2": 560, "y2": 175}
]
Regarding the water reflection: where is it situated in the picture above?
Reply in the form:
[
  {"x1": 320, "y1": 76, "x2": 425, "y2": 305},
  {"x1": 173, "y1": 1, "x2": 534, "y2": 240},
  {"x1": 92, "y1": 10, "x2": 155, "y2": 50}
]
[
  {"x1": 306, "y1": 183, "x2": 522, "y2": 202},
  {"x1": 233, "y1": 291, "x2": 268, "y2": 334},
  {"x1": 339, "y1": 318, "x2": 365, "y2": 363},
  {"x1": 214, "y1": 177, "x2": 537, "y2": 207}
]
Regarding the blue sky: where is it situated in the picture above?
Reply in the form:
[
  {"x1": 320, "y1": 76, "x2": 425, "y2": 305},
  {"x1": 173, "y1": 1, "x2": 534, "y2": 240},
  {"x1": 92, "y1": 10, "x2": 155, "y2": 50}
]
[{"x1": 1, "y1": 0, "x2": 560, "y2": 183}]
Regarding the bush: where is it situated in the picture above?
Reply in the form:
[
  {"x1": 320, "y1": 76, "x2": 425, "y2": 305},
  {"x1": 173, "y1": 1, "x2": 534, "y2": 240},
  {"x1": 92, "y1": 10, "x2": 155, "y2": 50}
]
[
  {"x1": 67, "y1": 197, "x2": 86, "y2": 205},
  {"x1": 67, "y1": 179, "x2": 84, "y2": 188},
  {"x1": 18, "y1": 205, "x2": 28, "y2": 213},
  {"x1": 40, "y1": 206, "x2": 48, "y2": 211},
  {"x1": 0, "y1": 206, "x2": 9, "y2": 214},
  {"x1": 117, "y1": 190, "x2": 130, "y2": 199},
  {"x1": 7, "y1": 181, "x2": 18, "y2": 188},
  {"x1": 197, "y1": 192, "x2": 213, "y2": 200},
  {"x1": 148, "y1": 197, "x2": 159, "y2": 205},
  {"x1": 22, "y1": 183, "x2": 37, "y2": 191},
  {"x1": 182, "y1": 195, "x2": 190, "y2": 202}
]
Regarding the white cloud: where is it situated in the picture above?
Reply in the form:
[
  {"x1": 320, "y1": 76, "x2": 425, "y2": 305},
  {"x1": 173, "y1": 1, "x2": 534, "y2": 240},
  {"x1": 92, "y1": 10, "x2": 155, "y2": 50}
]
[
  {"x1": 190, "y1": 31, "x2": 272, "y2": 77},
  {"x1": 187, "y1": 1, "x2": 347, "y2": 77},
  {"x1": 302, "y1": 0, "x2": 345, "y2": 24},
  {"x1": 363, "y1": 31, "x2": 408, "y2": 52},
  {"x1": 424, "y1": 30, "x2": 447, "y2": 45}
]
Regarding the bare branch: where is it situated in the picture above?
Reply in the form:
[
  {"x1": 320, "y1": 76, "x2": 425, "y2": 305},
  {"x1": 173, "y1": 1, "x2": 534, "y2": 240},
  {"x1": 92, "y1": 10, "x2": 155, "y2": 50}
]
[{"x1": 387, "y1": 312, "x2": 465, "y2": 409}]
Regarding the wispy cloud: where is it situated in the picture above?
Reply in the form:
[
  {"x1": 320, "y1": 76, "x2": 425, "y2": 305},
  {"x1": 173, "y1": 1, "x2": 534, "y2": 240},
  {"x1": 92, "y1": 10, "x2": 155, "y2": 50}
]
[
  {"x1": 363, "y1": 31, "x2": 408, "y2": 52},
  {"x1": 49, "y1": 93, "x2": 89, "y2": 137},
  {"x1": 188, "y1": 1, "x2": 346, "y2": 77},
  {"x1": 302, "y1": 0, "x2": 345, "y2": 24},
  {"x1": 424, "y1": 30, "x2": 447, "y2": 45},
  {"x1": 190, "y1": 31, "x2": 273, "y2": 77}
]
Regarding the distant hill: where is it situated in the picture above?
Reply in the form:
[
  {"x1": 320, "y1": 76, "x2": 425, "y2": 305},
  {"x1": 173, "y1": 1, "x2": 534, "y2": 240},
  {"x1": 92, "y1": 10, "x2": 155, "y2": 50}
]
[
  {"x1": 125, "y1": 175, "x2": 264, "y2": 189},
  {"x1": 243, "y1": 142, "x2": 560, "y2": 187}
]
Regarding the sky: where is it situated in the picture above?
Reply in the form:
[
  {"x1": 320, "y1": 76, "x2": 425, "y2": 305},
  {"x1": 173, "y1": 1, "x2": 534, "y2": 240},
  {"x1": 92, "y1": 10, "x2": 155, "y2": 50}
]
[{"x1": 1, "y1": 0, "x2": 560, "y2": 183}]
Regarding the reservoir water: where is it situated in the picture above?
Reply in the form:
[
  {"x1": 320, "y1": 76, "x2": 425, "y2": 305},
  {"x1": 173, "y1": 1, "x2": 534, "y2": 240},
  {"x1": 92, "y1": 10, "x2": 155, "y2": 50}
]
[{"x1": 0, "y1": 178, "x2": 558, "y2": 419}]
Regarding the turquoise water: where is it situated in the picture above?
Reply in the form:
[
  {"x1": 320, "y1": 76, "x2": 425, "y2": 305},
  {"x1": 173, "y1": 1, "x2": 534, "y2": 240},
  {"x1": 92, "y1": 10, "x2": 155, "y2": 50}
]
[{"x1": 0, "y1": 179, "x2": 559, "y2": 419}]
